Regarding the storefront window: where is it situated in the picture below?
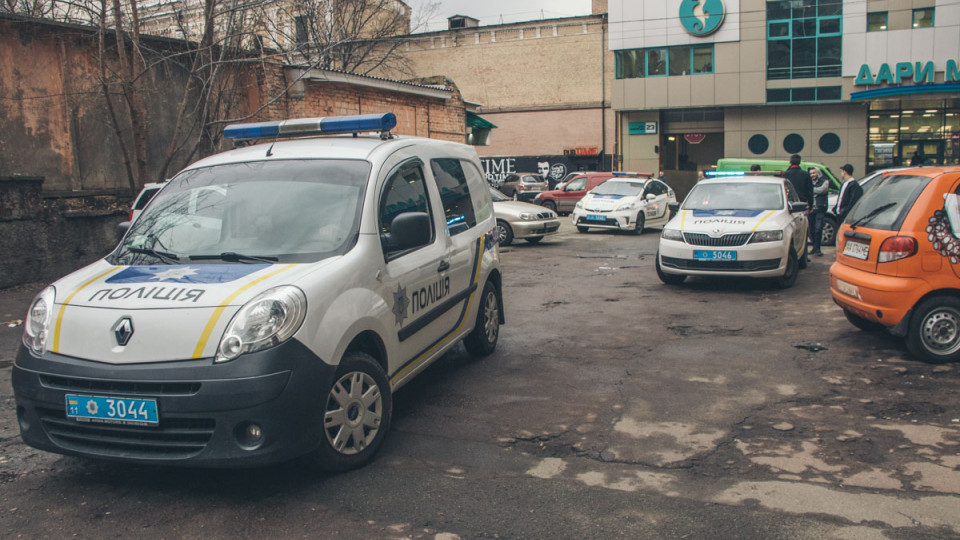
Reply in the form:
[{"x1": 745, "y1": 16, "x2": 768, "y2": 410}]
[
  {"x1": 867, "y1": 12, "x2": 887, "y2": 31},
  {"x1": 913, "y1": 8, "x2": 934, "y2": 28},
  {"x1": 867, "y1": 99, "x2": 960, "y2": 170}
]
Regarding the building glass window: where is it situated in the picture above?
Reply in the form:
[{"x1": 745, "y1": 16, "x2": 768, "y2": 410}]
[
  {"x1": 766, "y1": 86, "x2": 842, "y2": 103},
  {"x1": 867, "y1": 12, "x2": 887, "y2": 31},
  {"x1": 614, "y1": 45, "x2": 713, "y2": 79},
  {"x1": 913, "y1": 8, "x2": 934, "y2": 28},
  {"x1": 766, "y1": 0, "x2": 842, "y2": 80},
  {"x1": 867, "y1": 99, "x2": 960, "y2": 170}
]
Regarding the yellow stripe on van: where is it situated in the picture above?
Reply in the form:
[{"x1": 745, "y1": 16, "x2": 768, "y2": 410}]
[
  {"x1": 751, "y1": 210, "x2": 776, "y2": 232},
  {"x1": 52, "y1": 267, "x2": 122, "y2": 353},
  {"x1": 389, "y1": 237, "x2": 485, "y2": 385},
  {"x1": 192, "y1": 264, "x2": 297, "y2": 359}
]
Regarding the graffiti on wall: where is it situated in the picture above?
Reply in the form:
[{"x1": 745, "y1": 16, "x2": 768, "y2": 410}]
[{"x1": 481, "y1": 156, "x2": 575, "y2": 187}]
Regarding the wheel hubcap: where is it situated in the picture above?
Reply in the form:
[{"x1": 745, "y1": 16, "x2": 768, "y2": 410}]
[
  {"x1": 497, "y1": 225, "x2": 507, "y2": 243},
  {"x1": 483, "y1": 291, "x2": 499, "y2": 342},
  {"x1": 324, "y1": 371, "x2": 382, "y2": 455},
  {"x1": 921, "y1": 308, "x2": 960, "y2": 354}
]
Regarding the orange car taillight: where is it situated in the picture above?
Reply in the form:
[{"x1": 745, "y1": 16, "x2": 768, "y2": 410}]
[{"x1": 878, "y1": 236, "x2": 917, "y2": 263}]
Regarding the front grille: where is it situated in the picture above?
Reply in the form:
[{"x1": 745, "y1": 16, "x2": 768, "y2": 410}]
[
  {"x1": 661, "y1": 256, "x2": 781, "y2": 272},
  {"x1": 536, "y1": 212, "x2": 555, "y2": 219},
  {"x1": 38, "y1": 406, "x2": 215, "y2": 459},
  {"x1": 683, "y1": 232, "x2": 752, "y2": 247},
  {"x1": 41, "y1": 375, "x2": 200, "y2": 396}
]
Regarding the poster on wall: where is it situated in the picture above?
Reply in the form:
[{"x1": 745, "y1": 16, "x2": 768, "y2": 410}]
[
  {"x1": 480, "y1": 155, "x2": 610, "y2": 188},
  {"x1": 873, "y1": 143, "x2": 895, "y2": 167}
]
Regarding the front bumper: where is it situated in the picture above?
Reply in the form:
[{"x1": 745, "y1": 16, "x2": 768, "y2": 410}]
[
  {"x1": 829, "y1": 261, "x2": 929, "y2": 329},
  {"x1": 12, "y1": 339, "x2": 336, "y2": 467},
  {"x1": 658, "y1": 238, "x2": 787, "y2": 277},
  {"x1": 511, "y1": 218, "x2": 561, "y2": 239},
  {"x1": 572, "y1": 209, "x2": 637, "y2": 231}
]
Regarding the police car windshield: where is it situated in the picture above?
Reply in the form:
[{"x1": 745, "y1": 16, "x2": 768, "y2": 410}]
[
  {"x1": 111, "y1": 159, "x2": 371, "y2": 265},
  {"x1": 684, "y1": 182, "x2": 784, "y2": 211},
  {"x1": 592, "y1": 180, "x2": 645, "y2": 196}
]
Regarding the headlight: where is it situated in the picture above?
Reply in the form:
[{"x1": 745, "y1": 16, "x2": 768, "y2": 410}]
[
  {"x1": 23, "y1": 286, "x2": 56, "y2": 355},
  {"x1": 617, "y1": 202, "x2": 635, "y2": 211},
  {"x1": 216, "y1": 285, "x2": 307, "y2": 363},
  {"x1": 575, "y1": 201, "x2": 584, "y2": 209},
  {"x1": 750, "y1": 230, "x2": 784, "y2": 243},
  {"x1": 519, "y1": 212, "x2": 537, "y2": 221},
  {"x1": 662, "y1": 228, "x2": 683, "y2": 241}
]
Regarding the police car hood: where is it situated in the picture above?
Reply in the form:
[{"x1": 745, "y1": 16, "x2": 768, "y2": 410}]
[
  {"x1": 676, "y1": 209, "x2": 784, "y2": 235},
  {"x1": 48, "y1": 259, "x2": 330, "y2": 364},
  {"x1": 582, "y1": 193, "x2": 637, "y2": 211}
]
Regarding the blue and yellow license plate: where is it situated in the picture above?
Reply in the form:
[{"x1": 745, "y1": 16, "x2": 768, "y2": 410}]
[
  {"x1": 66, "y1": 394, "x2": 159, "y2": 426},
  {"x1": 693, "y1": 250, "x2": 737, "y2": 261},
  {"x1": 586, "y1": 214, "x2": 606, "y2": 221}
]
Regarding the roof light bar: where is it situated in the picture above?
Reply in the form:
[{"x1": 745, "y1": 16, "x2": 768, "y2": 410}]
[
  {"x1": 223, "y1": 113, "x2": 398, "y2": 141},
  {"x1": 611, "y1": 171, "x2": 654, "y2": 177},
  {"x1": 705, "y1": 170, "x2": 784, "y2": 177}
]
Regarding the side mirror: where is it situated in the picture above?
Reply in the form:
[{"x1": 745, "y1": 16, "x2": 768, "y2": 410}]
[
  {"x1": 789, "y1": 202, "x2": 809, "y2": 214},
  {"x1": 383, "y1": 212, "x2": 432, "y2": 252},
  {"x1": 645, "y1": 193, "x2": 657, "y2": 201}
]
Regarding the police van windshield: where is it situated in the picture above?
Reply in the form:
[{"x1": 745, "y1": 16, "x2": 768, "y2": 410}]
[
  {"x1": 593, "y1": 180, "x2": 646, "y2": 196},
  {"x1": 684, "y1": 182, "x2": 784, "y2": 211},
  {"x1": 110, "y1": 159, "x2": 371, "y2": 265}
]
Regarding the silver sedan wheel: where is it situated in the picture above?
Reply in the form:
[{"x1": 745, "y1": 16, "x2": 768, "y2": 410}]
[
  {"x1": 324, "y1": 371, "x2": 383, "y2": 456},
  {"x1": 919, "y1": 306, "x2": 960, "y2": 356},
  {"x1": 481, "y1": 287, "x2": 499, "y2": 343}
]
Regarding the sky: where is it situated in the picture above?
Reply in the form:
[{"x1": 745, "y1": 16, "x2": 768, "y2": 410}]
[{"x1": 409, "y1": 0, "x2": 593, "y2": 32}]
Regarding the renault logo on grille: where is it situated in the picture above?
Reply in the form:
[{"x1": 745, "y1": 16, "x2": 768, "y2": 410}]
[{"x1": 113, "y1": 317, "x2": 134, "y2": 346}]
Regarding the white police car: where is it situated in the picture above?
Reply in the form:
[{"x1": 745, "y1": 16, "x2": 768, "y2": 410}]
[
  {"x1": 571, "y1": 174, "x2": 676, "y2": 234},
  {"x1": 656, "y1": 173, "x2": 809, "y2": 288},
  {"x1": 14, "y1": 113, "x2": 504, "y2": 471}
]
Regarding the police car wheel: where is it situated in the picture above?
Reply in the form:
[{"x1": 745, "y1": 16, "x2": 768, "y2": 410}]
[
  {"x1": 495, "y1": 220, "x2": 514, "y2": 246},
  {"x1": 633, "y1": 214, "x2": 645, "y2": 235},
  {"x1": 906, "y1": 296, "x2": 960, "y2": 364},
  {"x1": 464, "y1": 280, "x2": 500, "y2": 357},
  {"x1": 798, "y1": 245, "x2": 808, "y2": 270},
  {"x1": 773, "y1": 250, "x2": 799, "y2": 289},
  {"x1": 309, "y1": 351, "x2": 393, "y2": 472},
  {"x1": 656, "y1": 252, "x2": 686, "y2": 285}
]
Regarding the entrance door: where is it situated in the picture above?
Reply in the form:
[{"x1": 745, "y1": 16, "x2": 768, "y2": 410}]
[{"x1": 900, "y1": 140, "x2": 944, "y2": 166}]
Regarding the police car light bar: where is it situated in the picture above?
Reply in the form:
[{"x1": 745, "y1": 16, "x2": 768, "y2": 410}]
[
  {"x1": 611, "y1": 171, "x2": 654, "y2": 177},
  {"x1": 705, "y1": 170, "x2": 784, "y2": 177},
  {"x1": 223, "y1": 113, "x2": 398, "y2": 141}
]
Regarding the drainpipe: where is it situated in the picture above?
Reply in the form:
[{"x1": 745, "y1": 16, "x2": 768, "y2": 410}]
[{"x1": 600, "y1": 13, "x2": 607, "y2": 171}]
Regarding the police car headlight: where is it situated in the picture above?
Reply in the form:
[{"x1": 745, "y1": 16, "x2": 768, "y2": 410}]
[
  {"x1": 23, "y1": 286, "x2": 55, "y2": 355},
  {"x1": 575, "y1": 201, "x2": 584, "y2": 209},
  {"x1": 617, "y1": 202, "x2": 635, "y2": 211},
  {"x1": 750, "y1": 230, "x2": 784, "y2": 243},
  {"x1": 216, "y1": 286, "x2": 307, "y2": 363},
  {"x1": 662, "y1": 228, "x2": 683, "y2": 241}
]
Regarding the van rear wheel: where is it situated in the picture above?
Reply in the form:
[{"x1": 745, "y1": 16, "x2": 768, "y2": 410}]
[
  {"x1": 464, "y1": 280, "x2": 500, "y2": 357},
  {"x1": 906, "y1": 296, "x2": 960, "y2": 363}
]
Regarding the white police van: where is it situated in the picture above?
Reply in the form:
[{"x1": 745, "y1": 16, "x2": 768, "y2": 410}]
[{"x1": 13, "y1": 113, "x2": 504, "y2": 471}]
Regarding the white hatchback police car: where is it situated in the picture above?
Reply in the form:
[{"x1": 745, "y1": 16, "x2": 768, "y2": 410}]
[
  {"x1": 13, "y1": 113, "x2": 504, "y2": 471},
  {"x1": 571, "y1": 175, "x2": 676, "y2": 234},
  {"x1": 655, "y1": 173, "x2": 809, "y2": 288}
]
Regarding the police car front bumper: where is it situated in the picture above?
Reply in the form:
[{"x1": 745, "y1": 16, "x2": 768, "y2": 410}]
[
  {"x1": 573, "y1": 209, "x2": 637, "y2": 230},
  {"x1": 658, "y1": 238, "x2": 788, "y2": 277},
  {"x1": 12, "y1": 339, "x2": 336, "y2": 467}
]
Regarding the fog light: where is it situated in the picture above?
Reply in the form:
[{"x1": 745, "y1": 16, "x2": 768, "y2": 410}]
[
  {"x1": 17, "y1": 406, "x2": 30, "y2": 432},
  {"x1": 235, "y1": 422, "x2": 264, "y2": 449},
  {"x1": 876, "y1": 310, "x2": 883, "y2": 319}
]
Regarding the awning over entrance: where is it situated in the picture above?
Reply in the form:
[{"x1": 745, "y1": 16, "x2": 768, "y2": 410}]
[{"x1": 466, "y1": 111, "x2": 497, "y2": 130}]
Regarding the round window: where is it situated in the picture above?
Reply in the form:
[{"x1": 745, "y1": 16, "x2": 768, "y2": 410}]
[
  {"x1": 748, "y1": 134, "x2": 769, "y2": 155},
  {"x1": 819, "y1": 133, "x2": 841, "y2": 154},
  {"x1": 783, "y1": 134, "x2": 804, "y2": 154}
]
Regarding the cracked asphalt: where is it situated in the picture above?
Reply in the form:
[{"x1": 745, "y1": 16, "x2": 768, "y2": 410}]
[{"x1": 1, "y1": 220, "x2": 959, "y2": 539}]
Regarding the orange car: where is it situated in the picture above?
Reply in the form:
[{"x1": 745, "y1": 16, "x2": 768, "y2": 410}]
[{"x1": 830, "y1": 166, "x2": 960, "y2": 363}]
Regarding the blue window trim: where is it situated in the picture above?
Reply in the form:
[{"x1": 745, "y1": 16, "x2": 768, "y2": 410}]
[
  {"x1": 912, "y1": 7, "x2": 935, "y2": 28},
  {"x1": 867, "y1": 11, "x2": 888, "y2": 32}
]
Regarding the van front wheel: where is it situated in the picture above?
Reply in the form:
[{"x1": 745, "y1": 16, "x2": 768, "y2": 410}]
[{"x1": 906, "y1": 296, "x2": 960, "y2": 363}]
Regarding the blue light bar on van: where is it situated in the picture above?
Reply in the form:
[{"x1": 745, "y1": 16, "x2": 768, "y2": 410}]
[{"x1": 223, "y1": 113, "x2": 397, "y2": 141}]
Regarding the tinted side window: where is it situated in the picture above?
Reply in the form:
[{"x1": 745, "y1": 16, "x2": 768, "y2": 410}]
[
  {"x1": 431, "y1": 158, "x2": 477, "y2": 236},
  {"x1": 460, "y1": 160, "x2": 492, "y2": 224},
  {"x1": 379, "y1": 163, "x2": 433, "y2": 254}
]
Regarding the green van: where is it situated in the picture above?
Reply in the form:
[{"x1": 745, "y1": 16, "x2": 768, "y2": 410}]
[{"x1": 715, "y1": 158, "x2": 842, "y2": 246}]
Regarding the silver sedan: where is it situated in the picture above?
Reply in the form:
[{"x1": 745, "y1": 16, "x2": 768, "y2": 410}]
[{"x1": 490, "y1": 187, "x2": 560, "y2": 246}]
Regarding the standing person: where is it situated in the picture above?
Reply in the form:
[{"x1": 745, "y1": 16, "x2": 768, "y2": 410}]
[
  {"x1": 750, "y1": 164, "x2": 762, "y2": 172},
  {"x1": 782, "y1": 154, "x2": 813, "y2": 208},
  {"x1": 808, "y1": 168, "x2": 828, "y2": 256},
  {"x1": 834, "y1": 164, "x2": 862, "y2": 222}
]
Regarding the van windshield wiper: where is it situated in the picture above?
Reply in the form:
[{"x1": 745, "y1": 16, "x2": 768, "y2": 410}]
[
  {"x1": 126, "y1": 246, "x2": 180, "y2": 264},
  {"x1": 189, "y1": 252, "x2": 279, "y2": 263},
  {"x1": 850, "y1": 202, "x2": 897, "y2": 229}
]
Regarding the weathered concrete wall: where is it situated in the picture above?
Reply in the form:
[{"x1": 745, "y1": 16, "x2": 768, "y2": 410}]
[{"x1": 0, "y1": 177, "x2": 127, "y2": 288}]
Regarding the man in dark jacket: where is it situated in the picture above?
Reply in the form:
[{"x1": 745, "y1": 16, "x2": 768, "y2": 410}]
[
  {"x1": 835, "y1": 164, "x2": 862, "y2": 222},
  {"x1": 782, "y1": 154, "x2": 813, "y2": 208}
]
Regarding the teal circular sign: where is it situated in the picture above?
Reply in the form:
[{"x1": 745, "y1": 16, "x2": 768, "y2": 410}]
[{"x1": 679, "y1": 0, "x2": 726, "y2": 36}]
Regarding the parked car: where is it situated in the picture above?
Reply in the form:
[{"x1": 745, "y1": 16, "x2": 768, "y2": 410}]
[
  {"x1": 656, "y1": 174, "x2": 809, "y2": 288},
  {"x1": 498, "y1": 172, "x2": 548, "y2": 202},
  {"x1": 572, "y1": 175, "x2": 675, "y2": 234},
  {"x1": 490, "y1": 187, "x2": 560, "y2": 246},
  {"x1": 830, "y1": 166, "x2": 960, "y2": 363},
  {"x1": 129, "y1": 182, "x2": 164, "y2": 222},
  {"x1": 534, "y1": 172, "x2": 617, "y2": 215},
  {"x1": 13, "y1": 113, "x2": 504, "y2": 471}
]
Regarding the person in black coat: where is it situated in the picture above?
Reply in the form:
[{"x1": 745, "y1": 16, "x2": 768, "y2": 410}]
[
  {"x1": 835, "y1": 164, "x2": 863, "y2": 222},
  {"x1": 782, "y1": 154, "x2": 813, "y2": 208}
]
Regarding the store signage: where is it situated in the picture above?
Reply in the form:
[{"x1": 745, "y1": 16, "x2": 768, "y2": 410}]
[
  {"x1": 563, "y1": 146, "x2": 600, "y2": 157},
  {"x1": 684, "y1": 133, "x2": 706, "y2": 144},
  {"x1": 628, "y1": 121, "x2": 658, "y2": 135},
  {"x1": 679, "y1": 0, "x2": 725, "y2": 37},
  {"x1": 856, "y1": 59, "x2": 960, "y2": 86}
]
